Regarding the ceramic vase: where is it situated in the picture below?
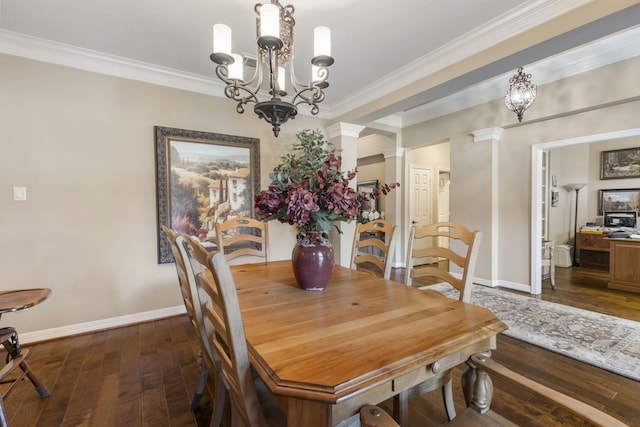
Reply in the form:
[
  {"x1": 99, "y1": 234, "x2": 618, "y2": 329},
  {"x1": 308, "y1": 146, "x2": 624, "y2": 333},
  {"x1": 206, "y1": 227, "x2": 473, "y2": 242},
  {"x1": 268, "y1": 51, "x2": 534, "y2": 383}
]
[{"x1": 291, "y1": 232, "x2": 334, "y2": 291}]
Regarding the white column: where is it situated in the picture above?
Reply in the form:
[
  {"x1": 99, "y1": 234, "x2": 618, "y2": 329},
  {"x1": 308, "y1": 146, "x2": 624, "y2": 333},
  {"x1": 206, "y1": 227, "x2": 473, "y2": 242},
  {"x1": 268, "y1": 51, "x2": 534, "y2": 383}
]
[
  {"x1": 471, "y1": 126, "x2": 503, "y2": 285},
  {"x1": 381, "y1": 147, "x2": 405, "y2": 267},
  {"x1": 326, "y1": 122, "x2": 365, "y2": 267}
]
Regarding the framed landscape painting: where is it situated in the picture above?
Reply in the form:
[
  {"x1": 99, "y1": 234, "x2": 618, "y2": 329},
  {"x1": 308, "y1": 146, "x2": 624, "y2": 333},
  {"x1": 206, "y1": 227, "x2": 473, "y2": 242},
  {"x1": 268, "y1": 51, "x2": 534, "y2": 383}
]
[
  {"x1": 155, "y1": 126, "x2": 260, "y2": 263},
  {"x1": 600, "y1": 147, "x2": 640, "y2": 180},
  {"x1": 598, "y1": 188, "x2": 640, "y2": 215}
]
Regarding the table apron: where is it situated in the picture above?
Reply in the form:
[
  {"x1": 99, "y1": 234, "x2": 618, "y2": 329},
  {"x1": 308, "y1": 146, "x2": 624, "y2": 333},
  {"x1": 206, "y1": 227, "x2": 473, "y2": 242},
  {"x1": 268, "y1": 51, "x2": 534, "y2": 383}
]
[{"x1": 273, "y1": 338, "x2": 495, "y2": 427}]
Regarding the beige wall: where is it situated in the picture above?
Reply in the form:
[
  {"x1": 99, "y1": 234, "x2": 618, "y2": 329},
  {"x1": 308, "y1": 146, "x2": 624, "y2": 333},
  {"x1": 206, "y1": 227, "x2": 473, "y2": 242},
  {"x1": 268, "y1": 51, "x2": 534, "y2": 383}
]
[
  {"x1": 0, "y1": 53, "x2": 325, "y2": 334},
  {"x1": 401, "y1": 56, "x2": 640, "y2": 289}
]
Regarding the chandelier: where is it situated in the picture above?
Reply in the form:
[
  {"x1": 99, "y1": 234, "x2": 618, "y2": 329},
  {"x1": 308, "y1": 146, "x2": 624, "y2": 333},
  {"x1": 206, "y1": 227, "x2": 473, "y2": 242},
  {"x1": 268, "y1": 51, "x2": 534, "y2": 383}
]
[
  {"x1": 504, "y1": 67, "x2": 537, "y2": 122},
  {"x1": 210, "y1": 1, "x2": 334, "y2": 137}
]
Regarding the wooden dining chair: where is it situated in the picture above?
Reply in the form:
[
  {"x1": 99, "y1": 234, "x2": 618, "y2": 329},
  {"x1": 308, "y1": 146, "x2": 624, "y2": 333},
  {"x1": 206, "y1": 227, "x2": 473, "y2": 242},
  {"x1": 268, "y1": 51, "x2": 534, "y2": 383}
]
[
  {"x1": 162, "y1": 226, "x2": 226, "y2": 425},
  {"x1": 360, "y1": 353, "x2": 628, "y2": 427},
  {"x1": 541, "y1": 239, "x2": 556, "y2": 290},
  {"x1": 350, "y1": 219, "x2": 398, "y2": 279},
  {"x1": 187, "y1": 239, "x2": 285, "y2": 427},
  {"x1": 0, "y1": 289, "x2": 51, "y2": 427},
  {"x1": 399, "y1": 222, "x2": 482, "y2": 425},
  {"x1": 215, "y1": 216, "x2": 269, "y2": 264}
]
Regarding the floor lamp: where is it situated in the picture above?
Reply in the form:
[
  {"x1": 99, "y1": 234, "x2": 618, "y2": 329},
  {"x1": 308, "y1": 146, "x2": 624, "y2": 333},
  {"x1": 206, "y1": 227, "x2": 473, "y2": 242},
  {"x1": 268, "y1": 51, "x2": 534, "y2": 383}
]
[{"x1": 564, "y1": 183, "x2": 587, "y2": 267}]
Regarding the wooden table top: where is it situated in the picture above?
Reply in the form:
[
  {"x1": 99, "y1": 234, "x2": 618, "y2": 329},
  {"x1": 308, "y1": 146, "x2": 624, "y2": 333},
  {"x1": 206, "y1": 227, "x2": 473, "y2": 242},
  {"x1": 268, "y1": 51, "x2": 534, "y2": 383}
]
[
  {"x1": 0, "y1": 288, "x2": 51, "y2": 314},
  {"x1": 230, "y1": 261, "x2": 507, "y2": 404}
]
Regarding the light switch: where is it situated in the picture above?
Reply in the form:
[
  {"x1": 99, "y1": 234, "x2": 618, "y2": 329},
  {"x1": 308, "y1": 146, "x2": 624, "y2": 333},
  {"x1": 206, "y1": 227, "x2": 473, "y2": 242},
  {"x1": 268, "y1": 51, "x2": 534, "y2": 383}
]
[{"x1": 13, "y1": 187, "x2": 27, "y2": 201}]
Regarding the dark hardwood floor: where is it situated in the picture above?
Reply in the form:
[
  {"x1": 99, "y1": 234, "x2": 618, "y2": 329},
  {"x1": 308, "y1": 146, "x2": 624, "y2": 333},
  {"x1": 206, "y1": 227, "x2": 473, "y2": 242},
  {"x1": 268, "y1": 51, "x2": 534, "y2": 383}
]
[{"x1": 3, "y1": 266, "x2": 639, "y2": 426}]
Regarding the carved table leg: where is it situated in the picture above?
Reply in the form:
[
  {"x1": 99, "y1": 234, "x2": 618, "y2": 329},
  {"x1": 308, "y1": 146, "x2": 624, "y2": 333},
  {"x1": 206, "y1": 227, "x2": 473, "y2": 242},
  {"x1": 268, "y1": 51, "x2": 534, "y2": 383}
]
[{"x1": 462, "y1": 351, "x2": 493, "y2": 414}]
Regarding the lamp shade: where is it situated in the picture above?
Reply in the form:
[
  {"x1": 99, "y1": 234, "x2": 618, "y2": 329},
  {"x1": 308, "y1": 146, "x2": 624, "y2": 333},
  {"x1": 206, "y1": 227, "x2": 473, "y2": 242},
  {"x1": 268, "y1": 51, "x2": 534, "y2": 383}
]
[{"x1": 564, "y1": 183, "x2": 587, "y2": 192}]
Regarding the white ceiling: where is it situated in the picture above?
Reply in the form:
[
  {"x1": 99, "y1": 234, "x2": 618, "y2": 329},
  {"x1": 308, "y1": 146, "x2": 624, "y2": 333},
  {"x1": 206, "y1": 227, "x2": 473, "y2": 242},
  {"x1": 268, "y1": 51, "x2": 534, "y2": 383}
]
[{"x1": 1, "y1": 0, "x2": 639, "y2": 128}]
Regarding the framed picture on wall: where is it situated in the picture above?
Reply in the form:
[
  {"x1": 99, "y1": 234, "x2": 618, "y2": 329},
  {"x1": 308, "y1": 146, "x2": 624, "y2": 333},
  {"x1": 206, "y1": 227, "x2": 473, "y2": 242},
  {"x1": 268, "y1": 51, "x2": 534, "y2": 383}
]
[
  {"x1": 154, "y1": 126, "x2": 260, "y2": 263},
  {"x1": 600, "y1": 146, "x2": 640, "y2": 179},
  {"x1": 598, "y1": 188, "x2": 640, "y2": 215},
  {"x1": 357, "y1": 180, "x2": 380, "y2": 222}
]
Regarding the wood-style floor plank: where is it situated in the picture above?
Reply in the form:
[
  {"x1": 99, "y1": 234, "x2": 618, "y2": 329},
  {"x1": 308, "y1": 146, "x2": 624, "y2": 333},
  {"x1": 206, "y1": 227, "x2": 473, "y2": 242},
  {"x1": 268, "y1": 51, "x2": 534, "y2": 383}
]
[{"x1": 1, "y1": 265, "x2": 638, "y2": 426}]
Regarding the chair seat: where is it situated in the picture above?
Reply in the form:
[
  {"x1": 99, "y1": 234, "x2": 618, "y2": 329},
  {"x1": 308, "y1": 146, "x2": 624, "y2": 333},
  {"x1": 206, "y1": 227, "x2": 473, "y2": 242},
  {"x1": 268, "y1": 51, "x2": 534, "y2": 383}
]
[{"x1": 0, "y1": 289, "x2": 51, "y2": 314}]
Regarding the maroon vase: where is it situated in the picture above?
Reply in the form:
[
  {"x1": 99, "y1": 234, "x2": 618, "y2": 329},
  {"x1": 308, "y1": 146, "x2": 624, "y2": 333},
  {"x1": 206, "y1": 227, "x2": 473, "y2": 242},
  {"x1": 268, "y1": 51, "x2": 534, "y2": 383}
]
[{"x1": 291, "y1": 232, "x2": 334, "y2": 291}]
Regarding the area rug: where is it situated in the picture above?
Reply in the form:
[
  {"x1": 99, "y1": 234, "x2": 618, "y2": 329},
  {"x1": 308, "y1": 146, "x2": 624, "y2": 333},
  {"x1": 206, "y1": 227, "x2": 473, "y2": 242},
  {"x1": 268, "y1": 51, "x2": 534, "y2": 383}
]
[{"x1": 420, "y1": 283, "x2": 640, "y2": 381}]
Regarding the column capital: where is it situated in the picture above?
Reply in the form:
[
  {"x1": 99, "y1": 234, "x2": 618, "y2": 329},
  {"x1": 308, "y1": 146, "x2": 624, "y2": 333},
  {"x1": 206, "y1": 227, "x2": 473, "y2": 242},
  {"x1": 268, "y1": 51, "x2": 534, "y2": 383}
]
[
  {"x1": 326, "y1": 122, "x2": 365, "y2": 139},
  {"x1": 472, "y1": 127, "x2": 504, "y2": 143}
]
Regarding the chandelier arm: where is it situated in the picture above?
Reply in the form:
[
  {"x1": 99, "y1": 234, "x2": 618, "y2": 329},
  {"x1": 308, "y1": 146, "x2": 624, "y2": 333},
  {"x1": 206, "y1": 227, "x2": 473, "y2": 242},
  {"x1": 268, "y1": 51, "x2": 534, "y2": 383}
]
[
  {"x1": 291, "y1": 86, "x2": 325, "y2": 114},
  {"x1": 214, "y1": 63, "x2": 263, "y2": 108}
]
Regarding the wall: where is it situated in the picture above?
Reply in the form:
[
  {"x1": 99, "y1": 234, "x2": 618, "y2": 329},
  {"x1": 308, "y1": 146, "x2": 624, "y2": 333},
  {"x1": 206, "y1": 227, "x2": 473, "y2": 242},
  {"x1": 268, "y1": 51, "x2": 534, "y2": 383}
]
[
  {"x1": 548, "y1": 144, "x2": 590, "y2": 245},
  {"x1": 401, "y1": 55, "x2": 640, "y2": 290},
  {"x1": 0, "y1": 53, "x2": 325, "y2": 335}
]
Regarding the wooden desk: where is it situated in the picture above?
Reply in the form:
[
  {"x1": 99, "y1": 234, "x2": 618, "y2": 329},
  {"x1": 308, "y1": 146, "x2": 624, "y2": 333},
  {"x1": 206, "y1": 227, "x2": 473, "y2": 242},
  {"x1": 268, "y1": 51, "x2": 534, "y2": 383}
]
[
  {"x1": 609, "y1": 238, "x2": 640, "y2": 293},
  {"x1": 577, "y1": 232, "x2": 610, "y2": 270},
  {"x1": 230, "y1": 261, "x2": 507, "y2": 427}
]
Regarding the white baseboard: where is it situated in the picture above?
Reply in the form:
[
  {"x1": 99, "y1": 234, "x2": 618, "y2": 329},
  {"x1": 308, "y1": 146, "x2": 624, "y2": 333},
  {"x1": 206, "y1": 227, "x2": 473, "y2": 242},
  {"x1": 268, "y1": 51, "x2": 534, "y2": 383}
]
[{"x1": 19, "y1": 305, "x2": 187, "y2": 345}]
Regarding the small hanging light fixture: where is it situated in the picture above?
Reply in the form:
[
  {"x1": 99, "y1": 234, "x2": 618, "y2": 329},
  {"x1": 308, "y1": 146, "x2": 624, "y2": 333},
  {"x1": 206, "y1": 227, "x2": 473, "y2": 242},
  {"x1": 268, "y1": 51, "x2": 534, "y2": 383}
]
[
  {"x1": 504, "y1": 66, "x2": 537, "y2": 122},
  {"x1": 210, "y1": 1, "x2": 334, "y2": 137}
]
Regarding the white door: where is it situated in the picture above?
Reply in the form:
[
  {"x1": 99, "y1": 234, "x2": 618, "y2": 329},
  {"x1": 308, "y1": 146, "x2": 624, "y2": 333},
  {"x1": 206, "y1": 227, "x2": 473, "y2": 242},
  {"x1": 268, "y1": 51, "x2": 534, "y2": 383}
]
[{"x1": 409, "y1": 165, "x2": 434, "y2": 266}]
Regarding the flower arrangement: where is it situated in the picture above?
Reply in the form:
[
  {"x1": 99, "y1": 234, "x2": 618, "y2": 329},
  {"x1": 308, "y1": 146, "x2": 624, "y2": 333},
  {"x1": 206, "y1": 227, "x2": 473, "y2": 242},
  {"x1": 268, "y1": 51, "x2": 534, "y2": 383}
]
[{"x1": 254, "y1": 129, "x2": 398, "y2": 235}]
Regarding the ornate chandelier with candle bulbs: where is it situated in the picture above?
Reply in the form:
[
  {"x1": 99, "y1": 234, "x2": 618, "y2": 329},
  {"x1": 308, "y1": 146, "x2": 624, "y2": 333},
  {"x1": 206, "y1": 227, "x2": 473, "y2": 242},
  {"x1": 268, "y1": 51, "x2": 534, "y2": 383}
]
[{"x1": 210, "y1": 0, "x2": 334, "y2": 137}]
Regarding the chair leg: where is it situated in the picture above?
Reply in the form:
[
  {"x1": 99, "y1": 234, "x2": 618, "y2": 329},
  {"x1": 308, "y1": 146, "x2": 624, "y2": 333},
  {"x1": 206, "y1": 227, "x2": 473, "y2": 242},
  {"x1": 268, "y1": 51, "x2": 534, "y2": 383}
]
[
  {"x1": 0, "y1": 398, "x2": 7, "y2": 427},
  {"x1": 19, "y1": 359, "x2": 49, "y2": 398},
  {"x1": 2, "y1": 328, "x2": 49, "y2": 398},
  {"x1": 550, "y1": 260, "x2": 556, "y2": 290},
  {"x1": 442, "y1": 379, "x2": 456, "y2": 421},
  {"x1": 392, "y1": 391, "x2": 409, "y2": 427},
  {"x1": 209, "y1": 374, "x2": 226, "y2": 427},
  {"x1": 191, "y1": 356, "x2": 209, "y2": 410}
]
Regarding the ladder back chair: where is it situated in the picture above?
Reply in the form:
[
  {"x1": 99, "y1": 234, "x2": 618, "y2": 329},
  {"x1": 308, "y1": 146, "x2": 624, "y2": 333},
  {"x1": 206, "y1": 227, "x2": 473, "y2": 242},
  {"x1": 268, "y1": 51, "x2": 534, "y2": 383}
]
[
  {"x1": 359, "y1": 353, "x2": 628, "y2": 427},
  {"x1": 541, "y1": 239, "x2": 556, "y2": 290},
  {"x1": 0, "y1": 289, "x2": 51, "y2": 427},
  {"x1": 215, "y1": 217, "x2": 269, "y2": 264},
  {"x1": 187, "y1": 240, "x2": 285, "y2": 427},
  {"x1": 350, "y1": 219, "x2": 399, "y2": 280},
  {"x1": 399, "y1": 222, "x2": 482, "y2": 425},
  {"x1": 162, "y1": 226, "x2": 226, "y2": 425}
]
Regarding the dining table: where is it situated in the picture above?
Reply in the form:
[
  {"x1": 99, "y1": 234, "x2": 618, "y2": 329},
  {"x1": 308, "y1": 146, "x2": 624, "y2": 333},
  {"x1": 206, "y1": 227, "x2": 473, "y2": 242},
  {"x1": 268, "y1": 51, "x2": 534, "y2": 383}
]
[{"x1": 230, "y1": 260, "x2": 507, "y2": 427}]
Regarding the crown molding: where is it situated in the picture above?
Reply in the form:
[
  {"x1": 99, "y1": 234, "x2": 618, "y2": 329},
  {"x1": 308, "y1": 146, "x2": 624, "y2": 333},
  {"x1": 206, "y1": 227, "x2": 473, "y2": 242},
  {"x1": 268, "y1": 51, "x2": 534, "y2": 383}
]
[
  {"x1": 329, "y1": 0, "x2": 593, "y2": 118},
  {"x1": 0, "y1": 29, "x2": 223, "y2": 95}
]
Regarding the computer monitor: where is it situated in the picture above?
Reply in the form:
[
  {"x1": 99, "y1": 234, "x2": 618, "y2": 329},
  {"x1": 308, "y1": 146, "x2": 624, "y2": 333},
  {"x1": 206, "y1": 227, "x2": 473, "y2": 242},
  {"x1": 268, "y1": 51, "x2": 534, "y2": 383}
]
[{"x1": 603, "y1": 211, "x2": 638, "y2": 228}]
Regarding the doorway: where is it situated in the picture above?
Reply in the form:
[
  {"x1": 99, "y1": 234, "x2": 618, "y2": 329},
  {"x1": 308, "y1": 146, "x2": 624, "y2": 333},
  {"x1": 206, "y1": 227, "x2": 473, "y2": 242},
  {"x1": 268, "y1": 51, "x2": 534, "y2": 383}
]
[
  {"x1": 530, "y1": 128, "x2": 640, "y2": 294},
  {"x1": 409, "y1": 164, "x2": 433, "y2": 266}
]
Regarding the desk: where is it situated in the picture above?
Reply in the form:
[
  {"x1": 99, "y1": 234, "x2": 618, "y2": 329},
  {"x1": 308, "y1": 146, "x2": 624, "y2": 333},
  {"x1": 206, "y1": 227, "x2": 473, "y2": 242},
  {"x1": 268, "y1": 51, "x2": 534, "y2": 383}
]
[
  {"x1": 608, "y1": 238, "x2": 640, "y2": 293},
  {"x1": 577, "y1": 232, "x2": 610, "y2": 270},
  {"x1": 230, "y1": 261, "x2": 507, "y2": 426}
]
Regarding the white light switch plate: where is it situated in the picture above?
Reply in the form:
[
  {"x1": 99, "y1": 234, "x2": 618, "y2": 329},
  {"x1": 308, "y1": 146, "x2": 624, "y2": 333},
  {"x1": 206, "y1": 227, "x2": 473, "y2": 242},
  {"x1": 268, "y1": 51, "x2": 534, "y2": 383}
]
[{"x1": 13, "y1": 187, "x2": 27, "y2": 201}]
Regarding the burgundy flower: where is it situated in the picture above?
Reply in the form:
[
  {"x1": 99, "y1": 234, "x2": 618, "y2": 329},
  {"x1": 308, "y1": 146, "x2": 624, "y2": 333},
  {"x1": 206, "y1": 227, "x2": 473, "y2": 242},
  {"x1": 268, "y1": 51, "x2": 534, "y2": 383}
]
[{"x1": 254, "y1": 186, "x2": 284, "y2": 220}]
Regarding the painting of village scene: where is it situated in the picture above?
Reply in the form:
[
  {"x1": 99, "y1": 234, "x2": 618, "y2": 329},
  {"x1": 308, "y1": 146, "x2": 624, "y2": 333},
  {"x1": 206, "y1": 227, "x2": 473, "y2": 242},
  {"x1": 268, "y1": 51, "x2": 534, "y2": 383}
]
[{"x1": 155, "y1": 126, "x2": 260, "y2": 263}]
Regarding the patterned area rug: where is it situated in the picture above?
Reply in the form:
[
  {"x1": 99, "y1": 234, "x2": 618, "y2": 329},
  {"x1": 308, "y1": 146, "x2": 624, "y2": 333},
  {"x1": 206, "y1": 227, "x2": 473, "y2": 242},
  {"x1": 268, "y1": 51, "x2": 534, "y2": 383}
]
[{"x1": 421, "y1": 283, "x2": 640, "y2": 381}]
